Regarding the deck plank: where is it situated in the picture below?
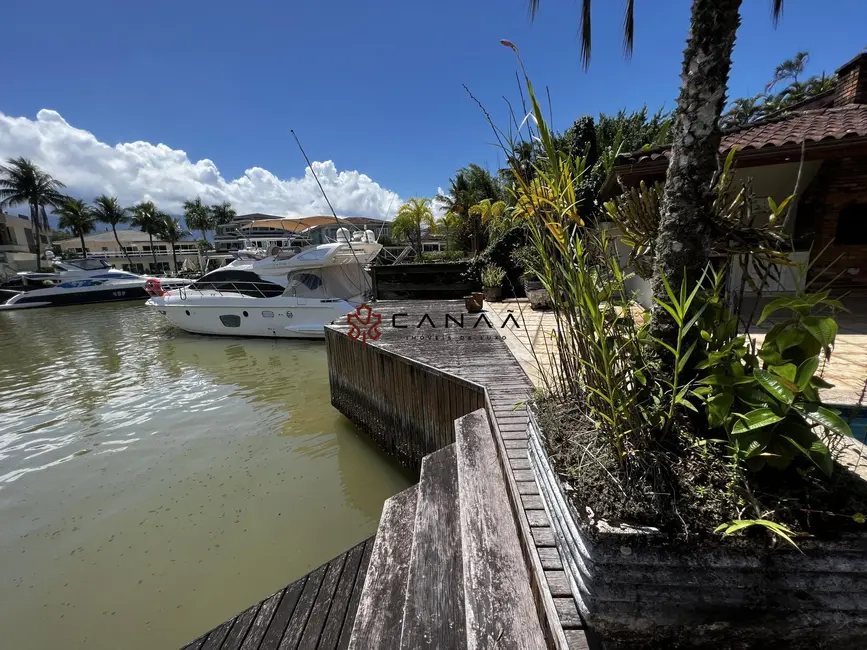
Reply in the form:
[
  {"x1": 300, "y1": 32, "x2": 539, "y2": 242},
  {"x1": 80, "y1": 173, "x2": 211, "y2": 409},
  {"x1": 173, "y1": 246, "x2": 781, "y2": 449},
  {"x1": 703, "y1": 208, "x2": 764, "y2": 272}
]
[
  {"x1": 456, "y1": 410, "x2": 546, "y2": 650},
  {"x1": 400, "y1": 445, "x2": 465, "y2": 650},
  {"x1": 316, "y1": 540, "x2": 366, "y2": 650},
  {"x1": 260, "y1": 577, "x2": 307, "y2": 650},
  {"x1": 348, "y1": 487, "x2": 418, "y2": 650},
  {"x1": 336, "y1": 538, "x2": 374, "y2": 650},
  {"x1": 240, "y1": 590, "x2": 284, "y2": 650},
  {"x1": 222, "y1": 604, "x2": 261, "y2": 650},
  {"x1": 200, "y1": 618, "x2": 236, "y2": 650},
  {"x1": 296, "y1": 553, "x2": 347, "y2": 650},
  {"x1": 279, "y1": 563, "x2": 328, "y2": 649}
]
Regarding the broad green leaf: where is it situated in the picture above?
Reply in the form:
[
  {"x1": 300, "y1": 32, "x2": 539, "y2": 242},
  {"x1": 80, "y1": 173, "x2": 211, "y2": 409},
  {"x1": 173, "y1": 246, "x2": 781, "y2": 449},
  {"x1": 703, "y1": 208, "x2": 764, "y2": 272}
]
[
  {"x1": 771, "y1": 363, "x2": 797, "y2": 383},
  {"x1": 810, "y1": 375, "x2": 834, "y2": 389},
  {"x1": 795, "y1": 403, "x2": 853, "y2": 437},
  {"x1": 803, "y1": 316, "x2": 838, "y2": 348},
  {"x1": 795, "y1": 358, "x2": 819, "y2": 391},
  {"x1": 758, "y1": 297, "x2": 795, "y2": 325},
  {"x1": 736, "y1": 385, "x2": 771, "y2": 407},
  {"x1": 707, "y1": 393, "x2": 734, "y2": 428},
  {"x1": 774, "y1": 326, "x2": 804, "y2": 352},
  {"x1": 755, "y1": 369, "x2": 795, "y2": 405},
  {"x1": 731, "y1": 408, "x2": 784, "y2": 434},
  {"x1": 758, "y1": 347, "x2": 787, "y2": 367}
]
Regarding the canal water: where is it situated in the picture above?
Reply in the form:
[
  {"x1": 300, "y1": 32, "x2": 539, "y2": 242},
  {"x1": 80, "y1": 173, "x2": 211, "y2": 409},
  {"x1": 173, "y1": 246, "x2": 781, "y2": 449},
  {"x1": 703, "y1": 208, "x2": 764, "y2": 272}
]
[{"x1": 0, "y1": 302, "x2": 411, "y2": 650}]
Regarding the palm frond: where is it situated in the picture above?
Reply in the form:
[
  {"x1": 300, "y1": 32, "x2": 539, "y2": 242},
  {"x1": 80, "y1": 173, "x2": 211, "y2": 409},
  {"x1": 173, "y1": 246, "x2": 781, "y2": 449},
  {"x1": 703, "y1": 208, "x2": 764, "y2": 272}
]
[
  {"x1": 579, "y1": 0, "x2": 592, "y2": 70},
  {"x1": 623, "y1": 0, "x2": 634, "y2": 58},
  {"x1": 771, "y1": 0, "x2": 784, "y2": 25}
]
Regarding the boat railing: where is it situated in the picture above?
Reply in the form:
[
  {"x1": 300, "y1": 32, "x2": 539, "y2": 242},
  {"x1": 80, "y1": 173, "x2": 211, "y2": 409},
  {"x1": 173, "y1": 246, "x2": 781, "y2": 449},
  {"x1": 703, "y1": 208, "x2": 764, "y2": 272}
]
[{"x1": 181, "y1": 280, "x2": 282, "y2": 299}]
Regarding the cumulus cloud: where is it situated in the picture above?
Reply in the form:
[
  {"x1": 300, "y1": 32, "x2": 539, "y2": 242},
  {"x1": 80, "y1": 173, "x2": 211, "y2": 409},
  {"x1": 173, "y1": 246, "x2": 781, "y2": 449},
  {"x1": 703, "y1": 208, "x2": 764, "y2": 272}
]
[{"x1": 0, "y1": 109, "x2": 403, "y2": 219}]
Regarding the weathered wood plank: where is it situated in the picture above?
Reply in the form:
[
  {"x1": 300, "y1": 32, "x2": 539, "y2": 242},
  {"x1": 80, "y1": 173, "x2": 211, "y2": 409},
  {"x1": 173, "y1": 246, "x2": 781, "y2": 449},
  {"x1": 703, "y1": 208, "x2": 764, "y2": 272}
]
[
  {"x1": 500, "y1": 430, "x2": 529, "y2": 440},
  {"x1": 554, "y1": 598, "x2": 582, "y2": 628},
  {"x1": 297, "y1": 553, "x2": 347, "y2": 650},
  {"x1": 511, "y1": 469, "x2": 537, "y2": 482},
  {"x1": 279, "y1": 563, "x2": 328, "y2": 649},
  {"x1": 240, "y1": 590, "x2": 283, "y2": 650},
  {"x1": 316, "y1": 540, "x2": 367, "y2": 650},
  {"x1": 521, "y1": 494, "x2": 544, "y2": 510},
  {"x1": 456, "y1": 410, "x2": 546, "y2": 650},
  {"x1": 516, "y1": 481, "x2": 540, "y2": 495},
  {"x1": 200, "y1": 618, "x2": 236, "y2": 650},
  {"x1": 532, "y1": 527, "x2": 556, "y2": 547},
  {"x1": 509, "y1": 457, "x2": 532, "y2": 470},
  {"x1": 537, "y1": 547, "x2": 563, "y2": 570},
  {"x1": 222, "y1": 604, "x2": 261, "y2": 650},
  {"x1": 504, "y1": 439, "x2": 528, "y2": 449},
  {"x1": 400, "y1": 445, "x2": 465, "y2": 650},
  {"x1": 545, "y1": 571, "x2": 573, "y2": 597},
  {"x1": 507, "y1": 448, "x2": 529, "y2": 460},
  {"x1": 348, "y1": 487, "x2": 418, "y2": 650},
  {"x1": 260, "y1": 577, "x2": 307, "y2": 650},
  {"x1": 564, "y1": 629, "x2": 591, "y2": 650},
  {"x1": 526, "y1": 510, "x2": 550, "y2": 528},
  {"x1": 181, "y1": 634, "x2": 209, "y2": 650},
  {"x1": 336, "y1": 538, "x2": 375, "y2": 650}
]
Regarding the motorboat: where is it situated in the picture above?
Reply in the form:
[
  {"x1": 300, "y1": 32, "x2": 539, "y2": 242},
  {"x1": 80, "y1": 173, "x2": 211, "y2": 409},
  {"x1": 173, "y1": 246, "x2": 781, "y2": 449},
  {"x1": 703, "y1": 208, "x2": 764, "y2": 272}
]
[
  {"x1": 146, "y1": 229, "x2": 382, "y2": 339},
  {"x1": 0, "y1": 258, "x2": 193, "y2": 310}
]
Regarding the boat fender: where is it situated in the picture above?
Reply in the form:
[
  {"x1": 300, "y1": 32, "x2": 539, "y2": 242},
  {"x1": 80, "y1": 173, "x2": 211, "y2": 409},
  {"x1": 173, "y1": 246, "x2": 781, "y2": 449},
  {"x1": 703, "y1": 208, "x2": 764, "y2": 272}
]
[{"x1": 144, "y1": 278, "x2": 165, "y2": 297}]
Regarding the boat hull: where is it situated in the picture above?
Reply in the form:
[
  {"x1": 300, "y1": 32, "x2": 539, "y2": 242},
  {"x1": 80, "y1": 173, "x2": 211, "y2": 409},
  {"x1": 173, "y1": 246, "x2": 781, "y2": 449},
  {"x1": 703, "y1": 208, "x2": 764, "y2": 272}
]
[
  {"x1": 0, "y1": 284, "x2": 150, "y2": 309},
  {"x1": 147, "y1": 295, "x2": 357, "y2": 339}
]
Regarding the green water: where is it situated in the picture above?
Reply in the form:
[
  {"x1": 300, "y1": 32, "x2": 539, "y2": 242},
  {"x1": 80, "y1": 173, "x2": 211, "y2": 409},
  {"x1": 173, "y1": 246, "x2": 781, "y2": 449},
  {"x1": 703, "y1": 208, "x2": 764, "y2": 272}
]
[{"x1": 0, "y1": 302, "x2": 410, "y2": 650}]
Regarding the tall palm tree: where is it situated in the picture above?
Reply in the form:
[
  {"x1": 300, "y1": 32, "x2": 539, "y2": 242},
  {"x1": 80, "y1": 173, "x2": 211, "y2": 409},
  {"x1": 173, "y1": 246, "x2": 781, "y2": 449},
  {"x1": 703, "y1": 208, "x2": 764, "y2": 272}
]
[
  {"x1": 437, "y1": 164, "x2": 505, "y2": 253},
  {"x1": 439, "y1": 211, "x2": 461, "y2": 253},
  {"x1": 527, "y1": 0, "x2": 786, "y2": 349},
  {"x1": 129, "y1": 201, "x2": 163, "y2": 267},
  {"x1": 183, "y1": 197, "x2": 212, "y2": 245},
  {"x1": 210, "y1": 201, "x2": 236, "y2": 227},
  {"x1": 157, "y1": 214, "x2": 190, "y2": 273},
  {"x1": 393, "y1": 198, "x2": 436, "y2": 262},
  {"x1": 55, "y1": 198, "x2": 96, "y2": 258},
  {"x1": 0, "y1": 157, "x2": 66, "y2": 270},
  {"x1": 469, "y1": 198, "x2": 510, "y2": 241},
  {"x1": 720, "y1": 95, "x2": 765, "y2": 129},
  {"x1": 91, "y1": 195, "x2": 131, "y2": 267},
  {"x1": 766, "y1": 51, "x2": 809, "y2": 91}
]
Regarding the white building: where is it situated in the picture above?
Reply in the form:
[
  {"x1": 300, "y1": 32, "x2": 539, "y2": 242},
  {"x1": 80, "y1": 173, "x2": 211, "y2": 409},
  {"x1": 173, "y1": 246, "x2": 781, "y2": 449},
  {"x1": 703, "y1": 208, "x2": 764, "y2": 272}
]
[
  {"x1": 56, "y1": 229, "x2": 201, "y2": 274},
  {"x1": 0, "y1": 211, "x2": 52, "y2": 271}
]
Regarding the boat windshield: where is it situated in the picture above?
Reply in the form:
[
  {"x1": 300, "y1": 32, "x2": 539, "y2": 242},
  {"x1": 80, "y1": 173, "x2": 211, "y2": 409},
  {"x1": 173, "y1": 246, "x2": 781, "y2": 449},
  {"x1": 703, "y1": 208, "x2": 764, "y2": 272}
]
[
  {"x1": 59, "y1": 259, "x2": 112, "y2": 271},
  {"x1": 190, "y1": 269, "x2": 284, "y2": 297}
]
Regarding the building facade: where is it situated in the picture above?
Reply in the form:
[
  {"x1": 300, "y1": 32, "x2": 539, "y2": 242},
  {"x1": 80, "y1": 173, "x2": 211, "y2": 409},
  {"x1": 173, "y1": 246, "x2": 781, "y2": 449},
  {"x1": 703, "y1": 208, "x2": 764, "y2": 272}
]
[
  {"x1": 0, "y1": 212, "x2": 52, "y2": 271},
  {"x1": 56, "y1": 229, "x2": 200, "y2": 274}
]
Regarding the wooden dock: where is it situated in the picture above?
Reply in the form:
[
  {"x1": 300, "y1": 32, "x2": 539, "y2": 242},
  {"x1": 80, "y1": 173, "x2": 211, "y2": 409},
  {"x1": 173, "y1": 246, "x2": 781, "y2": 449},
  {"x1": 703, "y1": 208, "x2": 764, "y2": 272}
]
[
  {"x1": 326, "y1": 300, "x2": 589, "y2": 650},
  {"x1": 178, "y1": 299, "x2": 588, "y2": 650},
  {"x1": 180, "y1": 537, "x2": 374, "y2": 650}
]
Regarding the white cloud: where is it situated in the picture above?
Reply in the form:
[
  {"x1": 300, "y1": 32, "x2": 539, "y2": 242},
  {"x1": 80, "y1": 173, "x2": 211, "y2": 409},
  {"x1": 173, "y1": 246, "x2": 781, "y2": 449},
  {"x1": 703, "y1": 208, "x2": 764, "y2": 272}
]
[{"x1": 0, "y1": 109, "x2": 403, "y2": 219}]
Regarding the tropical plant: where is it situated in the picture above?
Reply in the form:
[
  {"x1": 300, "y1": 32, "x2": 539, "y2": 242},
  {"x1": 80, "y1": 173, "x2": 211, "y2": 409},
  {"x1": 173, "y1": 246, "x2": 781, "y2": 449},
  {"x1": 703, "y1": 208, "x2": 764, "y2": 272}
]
[
  {"x1": 91, "y1": 195, "x2": 131, "y2": 266},
  {"x1": 130, "y1": 201, "x2": 163, "y2": 267},
  {"x1": 183, "y1": 197, "x2": 213, "y2": 245},
  {"x1": 210, "y1": 201, "x2": 236, "y2": 227},
  {"x1": 157, "y1": 214, "x2": 190, "y2": 273},
  {"x1": 55, "y1": 198, "x2": 96, "y2": 258},
  {"x1": 480, "y1": 263, "x2": 506, "y2": 289},
  {"x1": 720, "y1": 95, "x2": 766, "y2": 129},
  {"x1": 393, "y1": 198, "x2": 436, "y2": 262},
  {"x1": 0, "y1": 157, "x2": 66, "y2": 270},
  {"x1": 766, "y1": 51, "x2": 809, "y2": 91},
  {"x1": 438, "y1": 211, "x2": 461, "y2": 252},
  {"x1": 526, "y1": 0, "x2": 788, "y2": 356},
  {"x1": 470, "y1": 199, "x2": 511, "y2": 241},
  {"x1": 437, "y1": 164, "x2": 505, "y2": 253}
]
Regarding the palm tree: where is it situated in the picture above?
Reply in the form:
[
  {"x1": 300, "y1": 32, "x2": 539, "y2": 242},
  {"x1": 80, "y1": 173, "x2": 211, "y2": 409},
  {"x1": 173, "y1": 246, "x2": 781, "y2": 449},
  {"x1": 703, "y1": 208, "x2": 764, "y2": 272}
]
[
  {"x1": 210, "y1": 201, "x2": 236, "y2": 227},
  {"x1": 720, "y1": 95, "x2": 765, "y2": 129},
  {"x1": 0, "y1": 157, "x2": 66, "y2": 270},
  {"x1": 183, "y1": 197, "x2": 212, "y2": 245},
  {"x1": 55, "y1": 198, "x2": 96, "y2": 258},
  {"x1": 469, "y1": 199, "x2": 510, "y2": 241},
  {"x1": 439, "y1": 211, "x2": 461, "y2": 253},
  {"x1": 157, "y1": 214, "x2": 190, "y2": 273},
  {"x1": 766, "y1": 51, "x2": 809, "y2": 91},
  {"x1": 437, "y1": 164, "x2": 505, "y2": 253},
  {"x1": 527, "y1": 0, "x2": 786, "y2": 349},
  {"x1": 129, "y1": 201, "x2": 163, "y2": 267},
  {"x1": 393, "y1": 198, "x2": 436, "y2": 262},
  {"x1": 91, "y1": 195, "x2": 131, "y2": 267}
]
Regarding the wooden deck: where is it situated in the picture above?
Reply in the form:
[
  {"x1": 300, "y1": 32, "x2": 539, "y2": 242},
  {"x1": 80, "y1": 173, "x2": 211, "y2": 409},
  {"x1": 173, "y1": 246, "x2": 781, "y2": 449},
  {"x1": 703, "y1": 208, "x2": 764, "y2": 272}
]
[
  {"x1": 326, "y1": 300, "x2": 589, "y2": 650},
  {"x1": 179, "y1": 537, "x2": 374, "y2": 650}
]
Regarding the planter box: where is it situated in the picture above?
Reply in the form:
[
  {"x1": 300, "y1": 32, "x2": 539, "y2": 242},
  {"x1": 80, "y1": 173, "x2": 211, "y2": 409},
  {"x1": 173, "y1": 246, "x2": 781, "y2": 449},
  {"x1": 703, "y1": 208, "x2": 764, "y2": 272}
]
[
  {"x1": 370, "y1": 262, "x2": 478, "y2": 300},
  {"x1": 527, "y1": 412, "x2": 867, "y2": 649}
]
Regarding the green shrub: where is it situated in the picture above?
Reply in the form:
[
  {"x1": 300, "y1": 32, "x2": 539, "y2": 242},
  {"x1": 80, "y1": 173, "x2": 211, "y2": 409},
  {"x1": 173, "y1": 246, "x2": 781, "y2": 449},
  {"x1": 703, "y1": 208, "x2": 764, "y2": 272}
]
[{"x1": 481, "y1": 263, "x2": 506, "y2": 288}]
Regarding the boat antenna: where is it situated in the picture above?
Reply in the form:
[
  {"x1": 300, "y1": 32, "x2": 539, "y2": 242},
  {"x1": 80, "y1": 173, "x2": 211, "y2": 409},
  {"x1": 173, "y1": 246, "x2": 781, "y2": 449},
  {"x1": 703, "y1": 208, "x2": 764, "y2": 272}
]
[{"x1": 290, "y1": 129, "x2": 370, "y2": 296}]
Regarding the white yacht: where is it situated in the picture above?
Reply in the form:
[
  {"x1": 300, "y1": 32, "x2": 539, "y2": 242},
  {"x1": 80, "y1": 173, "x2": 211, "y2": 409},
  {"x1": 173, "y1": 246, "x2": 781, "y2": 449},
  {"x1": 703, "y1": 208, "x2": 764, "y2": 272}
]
[
  {"x1": 0, "y1": 258, "x2": 193, "y2": 310},
  {"x1": 146, "y1": 230, "x2": 382, "y2": 339}
]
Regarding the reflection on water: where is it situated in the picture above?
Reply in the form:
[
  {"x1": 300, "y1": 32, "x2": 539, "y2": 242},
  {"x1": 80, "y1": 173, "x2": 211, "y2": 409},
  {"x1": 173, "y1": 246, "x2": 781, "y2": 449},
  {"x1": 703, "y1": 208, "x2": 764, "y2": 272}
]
[{"x1": 0, "y1": 303, "x2": 410, "y2": 650}]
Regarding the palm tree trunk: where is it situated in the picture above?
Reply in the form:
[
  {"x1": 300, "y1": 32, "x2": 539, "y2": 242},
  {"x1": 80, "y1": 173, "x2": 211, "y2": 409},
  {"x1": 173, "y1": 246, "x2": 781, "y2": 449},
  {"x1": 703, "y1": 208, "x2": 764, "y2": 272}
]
[
  {"x1": 171, "y1": 243, "x2": 178, "y2": 274},
  {"x1": 30, "y1": 202, "x2": 42, "y2": 271},
  {"x1": 149, "y1": 233, "x2": 158, "y2": 269},
  {"x1": 416, "y1": 225, "x2": 423, "y2": 262},
  {"x1": 113, "y1": 225, "x2": 133, "y2": 268},
  {"x1": 79, "y1": 232, "x2": 87, "y2": 258},
  {"x1": 649, "y1": 0, "x2": 742, "y2": 353}
]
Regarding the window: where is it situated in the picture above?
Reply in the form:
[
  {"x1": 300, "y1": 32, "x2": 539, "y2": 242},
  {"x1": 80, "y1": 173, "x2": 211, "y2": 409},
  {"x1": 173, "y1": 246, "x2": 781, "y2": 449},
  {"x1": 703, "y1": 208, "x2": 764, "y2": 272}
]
[
  {"x1": 190, "y1": 269, "x2": 284, "y2": 297},
  {"x1": 836, "y1": 204, "x2": 867, "y2": 244}
]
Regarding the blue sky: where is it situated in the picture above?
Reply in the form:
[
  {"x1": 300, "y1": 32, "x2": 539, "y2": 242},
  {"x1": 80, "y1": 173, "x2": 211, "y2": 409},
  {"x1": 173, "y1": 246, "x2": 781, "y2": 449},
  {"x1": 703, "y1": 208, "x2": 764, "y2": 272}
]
[{"x1": 2, "y1": 0, "x2": 866, "y2": 218}]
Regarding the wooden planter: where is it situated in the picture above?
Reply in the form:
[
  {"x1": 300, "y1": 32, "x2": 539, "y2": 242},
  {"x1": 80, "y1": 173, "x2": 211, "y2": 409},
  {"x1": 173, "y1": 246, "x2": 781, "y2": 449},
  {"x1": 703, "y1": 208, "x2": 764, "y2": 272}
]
[{"x1": 527, "y1": 412, "x2": 867, "y2": 649}]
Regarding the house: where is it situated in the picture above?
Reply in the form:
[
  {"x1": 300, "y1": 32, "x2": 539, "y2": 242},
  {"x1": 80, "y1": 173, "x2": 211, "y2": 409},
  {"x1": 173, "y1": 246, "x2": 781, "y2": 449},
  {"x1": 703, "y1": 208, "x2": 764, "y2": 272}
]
[
  {"x1": 603, "y1": 51, "x2": 867, "y2": 296},
  {"x1": 0, "y1": 211, "x2": 52, "y2": 271},
  {"x1": 56, "y1": 229, "x2": 200, "y2": 274}
]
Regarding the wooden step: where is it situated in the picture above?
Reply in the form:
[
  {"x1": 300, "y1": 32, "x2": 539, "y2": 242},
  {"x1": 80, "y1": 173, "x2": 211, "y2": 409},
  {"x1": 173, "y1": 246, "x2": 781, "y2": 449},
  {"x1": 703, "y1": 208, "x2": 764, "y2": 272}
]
[
  {"x1": 348, "y1": 485, "x2": 418, "y2": 650},
  {"x1": 456, "y1": 409, "x2": 547, "y2": 650},
  {"x1": 400, "y1": 444, "x2": 466, "y2": 650}
]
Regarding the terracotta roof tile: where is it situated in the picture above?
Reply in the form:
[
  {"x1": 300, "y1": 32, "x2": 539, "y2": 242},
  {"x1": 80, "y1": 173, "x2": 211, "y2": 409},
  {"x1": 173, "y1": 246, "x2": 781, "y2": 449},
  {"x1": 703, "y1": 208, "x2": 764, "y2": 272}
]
[{"x1": 616, "y1": 105, "x2": 867, "y2": 167}]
